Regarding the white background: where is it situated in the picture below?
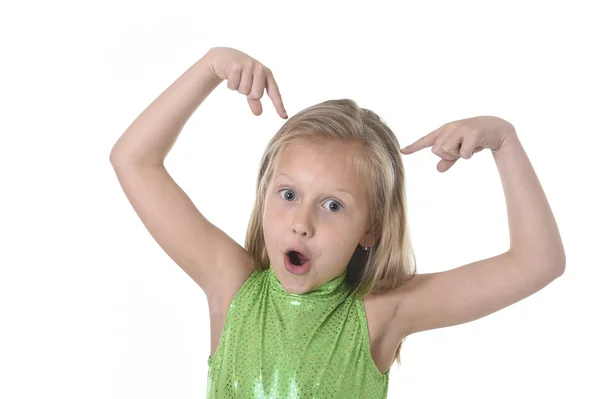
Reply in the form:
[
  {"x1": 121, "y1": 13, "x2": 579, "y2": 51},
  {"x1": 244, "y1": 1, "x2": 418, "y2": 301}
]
[{"x1": 1, "y1": 0, "x2": 598, "y2": 398}]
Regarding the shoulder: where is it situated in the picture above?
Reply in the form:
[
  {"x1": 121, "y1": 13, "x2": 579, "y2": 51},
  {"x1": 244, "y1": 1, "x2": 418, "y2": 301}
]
[
  {"x1": 209, "y1": 266, "x2": 265, "y2": 318},
  {"x1": 362, "y1": 289, "x2": 406, "y2": 344},
  {"x1": 361, "y1": 290, "x2": 406, "y2": 374}
]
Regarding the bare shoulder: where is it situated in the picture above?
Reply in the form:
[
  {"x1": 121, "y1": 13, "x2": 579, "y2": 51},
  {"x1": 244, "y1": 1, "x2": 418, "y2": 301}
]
[
  {"x1": 362, "y1": 290, "x2": 405, "y2": 374},
  {"x1": 207, "y1": 249, "x2": 256, "y2": 357},
  {"x1": 206, "y1": 249, "x2": 256, "y2": 318},
  {"x1": 363, "y1": 291, "x2": 398, "y2": 340}
]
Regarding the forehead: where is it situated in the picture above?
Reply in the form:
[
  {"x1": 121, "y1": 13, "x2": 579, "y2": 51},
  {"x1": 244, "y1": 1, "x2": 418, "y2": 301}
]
[{"x1": 273, "y1": 138, "x2": 367, "y2": 192}]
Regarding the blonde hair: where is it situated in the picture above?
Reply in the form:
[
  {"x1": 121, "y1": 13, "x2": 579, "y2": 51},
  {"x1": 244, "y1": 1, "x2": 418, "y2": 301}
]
[{"x1": 244, "y1": 98, "x2": 417, "y2": 367}]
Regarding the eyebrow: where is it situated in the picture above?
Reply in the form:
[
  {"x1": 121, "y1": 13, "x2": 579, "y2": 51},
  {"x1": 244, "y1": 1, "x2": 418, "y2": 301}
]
[{"x1": 275, "y1": 172, "x2": 355, "y2": 200}]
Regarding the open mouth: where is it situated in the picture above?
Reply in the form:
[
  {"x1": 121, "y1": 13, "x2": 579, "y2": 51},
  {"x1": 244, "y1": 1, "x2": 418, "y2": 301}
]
[{"x1": 286, "y1": 250, "x2": 308, "y2": 266}]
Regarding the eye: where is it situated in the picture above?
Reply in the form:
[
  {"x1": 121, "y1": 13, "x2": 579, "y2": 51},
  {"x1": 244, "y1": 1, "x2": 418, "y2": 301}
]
[
  {"x1": 280, "y1": 189, "x2": 296, "y2": 201},
  {"x1": 278, "y1": 189, "x2": 344, "y2": 213},
  {"x1": 324, "y1": 199, "x2": 343, "y2": 212}
]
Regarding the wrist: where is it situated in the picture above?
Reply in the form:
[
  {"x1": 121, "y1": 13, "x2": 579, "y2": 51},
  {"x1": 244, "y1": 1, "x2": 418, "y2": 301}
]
[
  {"x1": 201, "y1": 48, "x2": 223, "y2": 83},
  {"x1": 493, "y1": 125, "x2": 519, "y2": 154}
]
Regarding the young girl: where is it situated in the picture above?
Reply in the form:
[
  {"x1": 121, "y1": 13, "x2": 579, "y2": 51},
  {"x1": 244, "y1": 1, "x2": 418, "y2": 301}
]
[{"x1": 110, "y1": 47, "x2": 566, "y2": 398}]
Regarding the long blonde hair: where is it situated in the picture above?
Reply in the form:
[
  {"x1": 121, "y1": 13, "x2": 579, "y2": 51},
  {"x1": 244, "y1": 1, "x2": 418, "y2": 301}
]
[{"x1": 244, "y1": 98, "x2": 417, "y2": 367}]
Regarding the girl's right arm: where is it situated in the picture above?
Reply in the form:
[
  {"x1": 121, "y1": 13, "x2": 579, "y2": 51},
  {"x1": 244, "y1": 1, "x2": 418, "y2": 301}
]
[{"x1": 109, "y1": 47, "x2": 287, "y2": 312}]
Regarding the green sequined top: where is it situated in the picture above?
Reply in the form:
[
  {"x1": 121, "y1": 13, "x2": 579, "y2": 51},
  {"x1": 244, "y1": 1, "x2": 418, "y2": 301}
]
[{"x1": 206, "y1": 264, "x2": 390, "y2": 398}]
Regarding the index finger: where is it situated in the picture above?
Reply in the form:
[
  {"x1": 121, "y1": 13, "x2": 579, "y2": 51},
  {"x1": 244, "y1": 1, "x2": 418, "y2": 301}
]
[
  {"x1": 265, "y1": 71, "x2": 288, "y2": 119},
  {"x1": 401, "y1": 130, "x2": 439, "y2": 154}
]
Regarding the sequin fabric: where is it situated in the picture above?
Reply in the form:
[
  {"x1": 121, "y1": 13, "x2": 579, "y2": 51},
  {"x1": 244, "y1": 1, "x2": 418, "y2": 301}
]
[{"x1": 206, "y1": 264, "x2": 390, "y2": 398}]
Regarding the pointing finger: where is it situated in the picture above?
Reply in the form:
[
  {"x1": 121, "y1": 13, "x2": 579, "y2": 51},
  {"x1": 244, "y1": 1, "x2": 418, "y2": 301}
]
[
  {"x1": 265, "y1": 71, "x2": 288, "y2": 119},
  {"x1": 401, "y1": 130, "x2": 439, "y2": 154}
]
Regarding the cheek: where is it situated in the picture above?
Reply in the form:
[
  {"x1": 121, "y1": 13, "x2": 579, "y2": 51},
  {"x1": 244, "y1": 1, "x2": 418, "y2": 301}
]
[
  {"x1": 328, "y1": 235, "x2": 351, "y2": 252},
  {"x1": 262, "y1": 202, "x2": 281, "y2": 236},
  {"x1": 264, "y1": 194, "x2": 286, "y2": 220}
]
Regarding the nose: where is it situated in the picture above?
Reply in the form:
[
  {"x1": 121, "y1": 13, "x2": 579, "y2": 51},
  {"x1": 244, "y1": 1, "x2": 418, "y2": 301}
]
[{"x1": 292, "y1": 204, "x2": 314, "y2": 238}]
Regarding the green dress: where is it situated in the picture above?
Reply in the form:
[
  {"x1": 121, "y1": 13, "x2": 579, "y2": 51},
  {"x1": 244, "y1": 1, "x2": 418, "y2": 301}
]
[{"x1": 206, "y1": 264, "x2": 390, "y2": 398}]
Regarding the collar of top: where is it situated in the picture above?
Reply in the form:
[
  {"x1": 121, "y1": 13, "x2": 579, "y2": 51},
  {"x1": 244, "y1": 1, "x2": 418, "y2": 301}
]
[{"x1": 267, "y1": 264, "x2": 350, "y2": 301}]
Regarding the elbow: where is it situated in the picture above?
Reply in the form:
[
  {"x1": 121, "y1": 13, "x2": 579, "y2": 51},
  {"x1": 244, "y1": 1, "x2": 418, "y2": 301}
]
[
  {"x1": 556, "y1": 258, "x2": 566, "y2": 277},
  {"x1": 555, "y1": 250, "x2": 567, "y2": 276},
  {"x1": 508, "y1": 248, "x2": 566, "y2": 277},
  {"x1": 550, "y1": 255, "x2": 566, "y2": 278},
  {"x1": 109, "y1": 150, "x2": 124, "y2": 167}
]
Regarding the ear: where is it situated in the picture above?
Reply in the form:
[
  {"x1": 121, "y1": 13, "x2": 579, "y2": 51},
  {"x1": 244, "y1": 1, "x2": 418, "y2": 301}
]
[
  {"x1": 360, "y1": 229, "x2": 375, "y2": 248},
  {"x1": 360, "y1": 218, "x2": 376, "y2": 248}
]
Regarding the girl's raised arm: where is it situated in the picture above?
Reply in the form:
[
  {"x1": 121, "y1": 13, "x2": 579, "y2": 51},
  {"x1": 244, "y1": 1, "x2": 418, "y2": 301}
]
[{"x1": 109, "y1": 47, "x2": 286, "y2": 313}]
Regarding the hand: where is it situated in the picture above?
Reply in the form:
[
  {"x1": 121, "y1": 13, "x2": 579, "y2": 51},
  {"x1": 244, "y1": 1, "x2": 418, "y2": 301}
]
[
  {"x1": 400, "y1": 116, "x2": 516, "y2": 173},
  {"x1": 206, "y1": 47, "x2": 288, "y2": 119}
]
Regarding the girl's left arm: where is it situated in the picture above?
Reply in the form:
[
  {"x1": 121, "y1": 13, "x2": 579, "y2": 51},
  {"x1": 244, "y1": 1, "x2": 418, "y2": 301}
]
[
  {"x1": 493, "y1": 129, "x2": 566, "y2": 268},
  {"x1": 392, "y1": 119, "x2": 566, "y2": 337}
]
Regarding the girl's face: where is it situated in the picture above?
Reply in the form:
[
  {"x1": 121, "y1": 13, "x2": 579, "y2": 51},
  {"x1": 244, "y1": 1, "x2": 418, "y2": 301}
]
[{"x1": 262, "y1": 138, "x2": 373, "y2": 294}]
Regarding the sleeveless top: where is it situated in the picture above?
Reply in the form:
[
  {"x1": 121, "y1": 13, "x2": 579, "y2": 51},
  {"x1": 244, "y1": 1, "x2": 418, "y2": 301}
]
[{"x1": 206, "y1": 264, "x2": 390, "y2": 398}]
